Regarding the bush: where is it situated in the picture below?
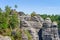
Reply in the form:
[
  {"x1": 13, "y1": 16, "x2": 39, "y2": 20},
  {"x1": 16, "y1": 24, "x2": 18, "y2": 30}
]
[
  {"x1": 31, "y1": 12, "x2": 36, "y2": 17},
  {"x1": 9, "y1": 11, "x2": 19, "y2": 29},
  {"x1": 24, "y1": 30, "x2": 32, "y2": 40}
]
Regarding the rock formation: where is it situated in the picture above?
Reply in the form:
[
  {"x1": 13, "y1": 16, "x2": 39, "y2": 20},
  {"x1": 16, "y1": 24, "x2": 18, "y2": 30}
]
[
  {"x1": 19, "y1": 13, "x2": 59, "y2": 40},
  {"x1": 20, "y1": 14, "x2": 43, "y2": 40},
  {"x1": 42, "y1": 18, "x2": 59, "y2": 40}
]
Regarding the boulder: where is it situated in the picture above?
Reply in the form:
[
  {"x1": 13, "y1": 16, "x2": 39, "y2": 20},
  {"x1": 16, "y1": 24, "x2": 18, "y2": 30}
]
[
  {"x1": 0, "y1": 35, "x2": 11, "y2": 40},
  {"x1": 4, "y1": 36, "x2": 11, "y2": 40},
  {"x1": 18, "y1": 12, "x2": 25, "y2": 16}
]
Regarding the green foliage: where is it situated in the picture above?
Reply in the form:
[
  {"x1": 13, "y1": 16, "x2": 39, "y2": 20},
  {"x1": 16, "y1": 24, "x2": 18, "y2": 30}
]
[
  {"x1": 16, "y1": 29, "x2": 22, "y2": 40},
  {"x1": 40, "y1": 14, "x2": 47, "y2": 19},
  {"x1": 2, "y1": 28, "x2": 11, "y2": 36},
  {"x1": 10, "y1": 36, "x2": 14, "y2": 40},
  {"x1": 0, "y1": 6, "x2": 11, "y2": 29},
  {"x1": 11, "y1": 29, "x2": 22, "y2": 40},
  {"x1": 0, "y1": 5, "x2": 20, "y2": 40},
  {"x1": 9, "y1": 11, "x2": 18, "y2": 29},
  {"x1": 40, "y1": 14, "x2": 60, "y2": 29},
  {"x1": 24, "y1": 30, "x2": 32, "y2": 40},
  {"x1": 31, "y1": 11, "x2": 36, "y2": 17}
]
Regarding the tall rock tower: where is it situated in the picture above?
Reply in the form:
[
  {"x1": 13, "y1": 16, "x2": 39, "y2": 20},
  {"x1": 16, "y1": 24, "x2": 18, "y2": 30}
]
[
  {"x1": 51, "y1": 22, "x2": 59, "y2": 40},
  {"x1": 42, "y1": 18, "x2": 59, "y2": 40}
]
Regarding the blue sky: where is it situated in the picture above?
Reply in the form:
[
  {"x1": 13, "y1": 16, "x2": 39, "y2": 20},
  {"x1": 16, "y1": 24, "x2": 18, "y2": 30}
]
[{"x1": 0, "y1": 0, "x2": 60, "y2": 15}]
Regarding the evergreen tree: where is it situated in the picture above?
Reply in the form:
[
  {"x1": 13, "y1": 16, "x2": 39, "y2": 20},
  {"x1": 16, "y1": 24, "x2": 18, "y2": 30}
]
[{"x1": 10, "y1": 10, "x2": 18, "y2": 29}]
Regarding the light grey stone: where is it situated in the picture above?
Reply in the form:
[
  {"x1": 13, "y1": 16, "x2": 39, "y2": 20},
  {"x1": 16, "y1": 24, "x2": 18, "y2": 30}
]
[
  {"x1": 20, "y1": 14, "x2": 60, "y2": 40},
  {"x1": 0, "y1": 35, "x2": 11, "y2": 40}
]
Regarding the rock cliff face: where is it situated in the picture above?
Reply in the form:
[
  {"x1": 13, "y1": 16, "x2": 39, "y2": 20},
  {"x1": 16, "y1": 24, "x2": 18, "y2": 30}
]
[
  {"x1": 19, "y1": 13, "x2": 59, "y2": 40},
  {"x1": 20, "y1": 14, "x2": 43, "y2": 40}
]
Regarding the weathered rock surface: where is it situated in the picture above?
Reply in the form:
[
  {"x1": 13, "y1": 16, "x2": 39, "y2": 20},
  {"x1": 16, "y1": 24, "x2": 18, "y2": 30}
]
[
  {"x1": 20, "y1": 15, "x2": 43, "y2": 40},
  {"x1": 20, "y1": 14, "x2": 60, "y2": 40},
  {"x1": 42, "y1": 18, "x2": 60, "y2": 40},
  {"x1": 0, "y1": 35, "x2": 11, "y2": 40},
  {"x1": 22, "y1": 32, "x2": 28, "y2": 40}
]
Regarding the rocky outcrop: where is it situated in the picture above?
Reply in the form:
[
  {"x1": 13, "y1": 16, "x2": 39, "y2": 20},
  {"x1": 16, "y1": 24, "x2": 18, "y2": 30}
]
[
  {"x1": 20, "y1": 15, "x2": 43, "y2": 40},
  {"x1": 20, "y1": 14, "x2": 59, "y2": 40},
  {"x1": 42, "y1": 18, "x2": 59, "y2": 40}
]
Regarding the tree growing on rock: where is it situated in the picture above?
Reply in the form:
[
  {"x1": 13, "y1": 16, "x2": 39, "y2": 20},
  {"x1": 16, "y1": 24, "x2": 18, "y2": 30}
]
[
  {"x1": 31, "y1": 11, "x2": 37, "y2": 17},
  {"x1": 9, "y1": 10, "x2": 19, "y2": 29}
]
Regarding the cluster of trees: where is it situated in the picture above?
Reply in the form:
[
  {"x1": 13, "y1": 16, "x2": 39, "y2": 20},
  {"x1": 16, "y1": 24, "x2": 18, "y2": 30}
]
[
  {"x1": 0, "y1": 5, "x2": 18, "y2": 29},
  {"x1": 0, "y1": 5, "x2": 20, "y2": 40}
]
